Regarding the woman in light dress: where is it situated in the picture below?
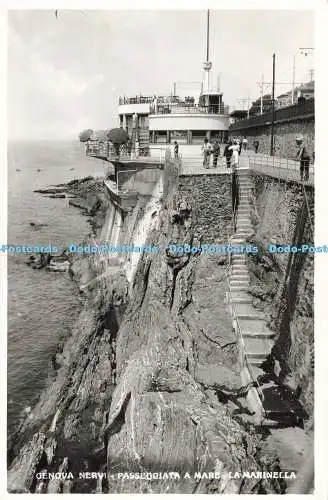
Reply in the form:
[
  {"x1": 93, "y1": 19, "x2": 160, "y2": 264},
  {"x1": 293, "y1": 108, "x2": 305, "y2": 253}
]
[{"x1": 228, "y1": 139, "x2": 240, "y2": 167}]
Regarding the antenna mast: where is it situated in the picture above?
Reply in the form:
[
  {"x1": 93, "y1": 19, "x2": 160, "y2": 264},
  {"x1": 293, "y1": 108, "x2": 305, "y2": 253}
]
[{"x1": 202, "y1": 9, "x2": 212, "y2": 94}]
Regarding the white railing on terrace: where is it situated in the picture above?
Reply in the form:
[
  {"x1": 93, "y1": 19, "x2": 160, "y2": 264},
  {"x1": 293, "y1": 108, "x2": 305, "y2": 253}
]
[
  {"x1": 150, "y1": 104, "x2": 227, "y2": 115},
  {"x1": 246, "y1": 151, "x2": 314, "y2": 185},
  {"x1": 86, "y1": 142, "x2": 166, "y2": 164}
]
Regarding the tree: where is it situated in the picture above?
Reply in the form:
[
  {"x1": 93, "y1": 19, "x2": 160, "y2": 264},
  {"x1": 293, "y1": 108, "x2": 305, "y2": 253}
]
[
  {"x1": 249, "y1": 94, "x2": 272, "y2": 116},
  {"x1": 107, "y1": 128, "x2": 129, "y2": 156},
  {"x1": 79, "y1": 129, "x2": 93, "y2": 142}
]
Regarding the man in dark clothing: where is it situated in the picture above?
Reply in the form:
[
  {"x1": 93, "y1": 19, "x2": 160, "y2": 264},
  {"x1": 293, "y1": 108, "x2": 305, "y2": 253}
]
[
  {"x1": 253, "y1": 139, "x2": 259, "y2": 154},
  {"x1": 224, "y1": 141, "x2": 233, "y2": 168},
  {"x1": 173, "y1": 141, "x2": 179, "y2": 159},
  {"x1": 212, "y1": 140, "x2": 220, "y2": 167},
  {"x1": 296, "y1": 136, "x2": 310, "y2": 181}
]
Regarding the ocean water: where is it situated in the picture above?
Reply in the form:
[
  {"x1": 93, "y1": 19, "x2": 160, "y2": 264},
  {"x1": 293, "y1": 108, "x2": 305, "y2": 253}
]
[{"x1": 7, "y1": 140, "x2": 105, "y2": 438}]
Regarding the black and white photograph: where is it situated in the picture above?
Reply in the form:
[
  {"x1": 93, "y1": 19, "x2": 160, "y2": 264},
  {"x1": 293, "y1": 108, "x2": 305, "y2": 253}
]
[{"x1": 1, "y1": 4, "x2": 324, "y2": 495}]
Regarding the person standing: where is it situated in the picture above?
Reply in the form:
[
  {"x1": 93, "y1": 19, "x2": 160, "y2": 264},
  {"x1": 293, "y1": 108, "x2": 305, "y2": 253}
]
[
  {"x1": 253, "y1": 139, "x2": 259, "y2": 154},
  {"x1": 237, "y1": 139, "x2": 242, "y2": 156},
  {"x1": 201, "y1": 138, "x2": 212, "y2": 168},
  {"x1": 296, "y1": 135, "x2": 310, "y2": 181},
  {"x1": 173, "y1": 141, "x2": 179, "y2": 160},
  {"x1": 242, "y1": 136, "x2": 248, "y2": 150},
  {"x1": 229, "y1": 140, "x2": 240, "y2": 167},
  {"x1": 212, "y1": 140, "x2": 220, "y2": 168},
  {"x1": 224, "y1": 141, "x2": 233, "y2": 168}
]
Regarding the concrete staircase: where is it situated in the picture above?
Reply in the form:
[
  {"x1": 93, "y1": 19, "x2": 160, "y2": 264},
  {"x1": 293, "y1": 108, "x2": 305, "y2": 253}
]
[
  {"x1": 226, "y1": 163, "x2": 307, "y2": 427},
  {"x1": 226, "y1": 165, "x2": 273, "y2": 421},
  {"x1": 229, "y1": 166, "x2": 275, "y2": 370}
]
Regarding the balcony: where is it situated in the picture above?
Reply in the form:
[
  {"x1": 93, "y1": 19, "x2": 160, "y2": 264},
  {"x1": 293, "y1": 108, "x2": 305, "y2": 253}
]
[
  {"x1": 119, "y1": 94, "x2": 228, "y2": 116},
  {"x1": 85, "y1": 141, "x2": 166, "y2": 165}
]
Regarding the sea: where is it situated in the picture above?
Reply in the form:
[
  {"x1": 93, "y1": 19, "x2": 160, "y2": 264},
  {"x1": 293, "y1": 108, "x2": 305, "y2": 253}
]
[{"x1": 7, "y1": 140, "x2": 105, "y2": 439}]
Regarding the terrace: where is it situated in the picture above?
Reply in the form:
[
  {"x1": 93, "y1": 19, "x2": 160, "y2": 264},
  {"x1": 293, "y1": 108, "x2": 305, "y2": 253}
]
[{"x1": 119, "y1": 94, "x2": 227, "y2": 115}]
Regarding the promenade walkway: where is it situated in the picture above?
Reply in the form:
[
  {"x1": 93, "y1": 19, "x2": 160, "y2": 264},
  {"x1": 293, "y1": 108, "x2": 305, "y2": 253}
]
[
  {"x1": 179, "y1": 150, "x2": 314, "y2": 185},
  {"x1": 179, "y1": 152, "x2": 233, "y2": 176},
  {"x1": 245, "y1": 151, "x2": 314, "y2": 186}
]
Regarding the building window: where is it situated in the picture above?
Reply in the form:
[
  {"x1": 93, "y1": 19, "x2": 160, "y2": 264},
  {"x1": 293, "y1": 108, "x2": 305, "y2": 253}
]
[
  {"x1": 191, "y1": 130, "x2": 207, "y2": 144},
  {"x1": 170, "y1": 130, "x2": 188, "y2": 144},
  {"x1": 153, "y1": 131, "x2": 167, "y2": 144}
]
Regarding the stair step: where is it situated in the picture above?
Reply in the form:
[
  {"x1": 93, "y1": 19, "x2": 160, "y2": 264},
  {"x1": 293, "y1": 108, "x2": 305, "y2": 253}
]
[
  {"x1": 230, "y1": 286, "x2": 250, "y2": 292},
  {"x1": 230, "y1": 294, "x2": 252, "y2": 304},
  {"x1": 247, "y1": 358, "x2": 266, "y2": 367},
  {"x1": 244, "y1": 337, "x2": 274, "y2": 355},
  {"x1": 231, "y1": 275, "x2": 249, "y2": 281},
  {"x1": 230, "y1": 277, "x2": 250, "y2": 283},
  {"x1": 243, "y1": 330, "x2": 276, "y2": 339},
  {"x1": 238, "y1": 318, "x2": 271, "y2": 332},
  {"x1": 231, "y1": 239, "x2": 247, "y2": 244},
  {"x1": 230, "y1": 285, "x2": 249, "y2": 291},
  {"x1": 232, "y1": 303, "x2": 259, "y2": 315},
  {"x1": 236, "y1": 311, "x2": 266, "y2": 320}
]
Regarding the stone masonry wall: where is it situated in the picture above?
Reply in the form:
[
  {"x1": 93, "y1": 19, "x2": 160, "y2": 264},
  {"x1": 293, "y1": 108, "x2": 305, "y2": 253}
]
[
  {"x1": 232, "y1": 118, "x2": 314, "y2": 160},
  {"x1": 178, "y1": 174, "x2": 232, "y2": 243}
]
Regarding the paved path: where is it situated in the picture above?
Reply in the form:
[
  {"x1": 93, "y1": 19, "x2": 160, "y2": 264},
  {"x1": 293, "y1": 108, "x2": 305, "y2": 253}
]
[
  {"x1": 179, "y1": 154, "x2": 233, "y2": 176},
  {"x1": 244, "y1": 151, "x2": 314, "y2": 186},
  {"x1": 179, "y1": 151, "x2": 314, "y2": 185}
]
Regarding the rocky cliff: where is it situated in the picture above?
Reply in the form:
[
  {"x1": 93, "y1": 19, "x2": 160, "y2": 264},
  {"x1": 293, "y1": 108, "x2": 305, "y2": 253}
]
[
  {"x1": 247, "y1": 172, "x2": 314, "y2": 418},
  {"x1": 8, "y1": 172, "x2": 288, "y2": 494}
]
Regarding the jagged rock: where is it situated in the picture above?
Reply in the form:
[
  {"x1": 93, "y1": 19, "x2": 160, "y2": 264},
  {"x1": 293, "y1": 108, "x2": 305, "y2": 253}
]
[
  {"x1": 8, "y1": 175, "x2": 287, "y2": 494},
  {"x1": 29, "y1": 221, "x2": 48, "y2": 229},
  {"x1": 7, "y1": 432, "x2": 46, "y2": 493},
  {"x1": 49, "y1": 193, "x2": 66, "y2": 199}
]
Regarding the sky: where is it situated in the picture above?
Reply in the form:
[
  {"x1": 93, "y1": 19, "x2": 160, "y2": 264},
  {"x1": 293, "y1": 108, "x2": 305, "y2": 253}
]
[{"x1": 7, "y1": 9, "x2": 314, "y2": 141}]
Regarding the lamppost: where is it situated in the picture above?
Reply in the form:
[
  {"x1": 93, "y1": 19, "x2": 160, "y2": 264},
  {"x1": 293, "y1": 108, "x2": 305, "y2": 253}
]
[{"x1": 270, "y1": 53, "x2": 276, "y2": 156}]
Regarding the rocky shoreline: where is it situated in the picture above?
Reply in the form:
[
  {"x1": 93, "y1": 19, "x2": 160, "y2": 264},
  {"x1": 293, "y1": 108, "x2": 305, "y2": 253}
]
[{"x1": 8, "y1": 173, "x2": 294, "y2": 494}]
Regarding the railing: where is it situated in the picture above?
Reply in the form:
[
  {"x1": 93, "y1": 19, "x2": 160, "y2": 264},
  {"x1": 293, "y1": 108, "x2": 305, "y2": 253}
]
[
  {"x1": 119, "y1": 95, "x2": 228, "y2": 116},
  {"x1": 86, "y1": 141, "x2": 166, "y2": 164},
  {"x1": 119, "y1": 95, "x2": 196, "y2": 106},
  {"x1": 150, "y1": 104, "x2": 227, "y2": 116},
  {"x1": 247, "y1": 151, "x2": 314, "y2": 185},
  {"x1": 230, "y1": 98, "x2": 314, "y2": 131},
  {"x1": 119, "y1": 96, "x2": 154, "y2": 105}
]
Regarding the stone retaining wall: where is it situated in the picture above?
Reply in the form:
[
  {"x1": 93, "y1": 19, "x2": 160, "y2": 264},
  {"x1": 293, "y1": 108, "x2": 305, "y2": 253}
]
[
  {"x1": 231, "y1": 118, "x2": 314, "y2": 160},
  {"x1": 248, "y1": 172, "x2": 314, "y2": 416},
  {"x1": 178, "y1": 174, "x2": 232, "y2": 242}
]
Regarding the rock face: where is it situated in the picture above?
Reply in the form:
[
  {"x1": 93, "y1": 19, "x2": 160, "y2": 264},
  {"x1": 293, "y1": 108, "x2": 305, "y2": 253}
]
[
  {"x1": 248, "y1": 172, "x2": 314, "y2": 417},
  {"x1": 178, "y1": 174, "x2": 232, "y2": 242},
  {"x1": 8, "y1": 171, "x2": 285, "y2": 494}
]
